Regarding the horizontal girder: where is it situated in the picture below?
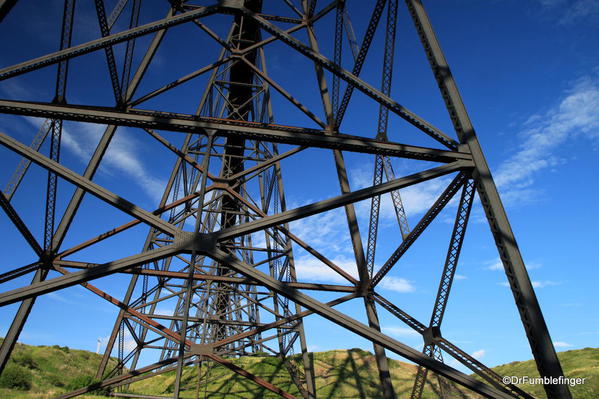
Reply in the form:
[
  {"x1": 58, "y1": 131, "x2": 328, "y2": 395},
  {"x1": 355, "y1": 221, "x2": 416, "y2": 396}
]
[{"x1": 0, "y1": 99, "x2": 471, "y2": 163}]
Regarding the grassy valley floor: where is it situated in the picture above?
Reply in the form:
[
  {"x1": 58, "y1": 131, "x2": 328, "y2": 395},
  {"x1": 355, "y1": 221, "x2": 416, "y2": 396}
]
[{"x1": 1, "y1": 340, "x2": 596, "y2": 399}]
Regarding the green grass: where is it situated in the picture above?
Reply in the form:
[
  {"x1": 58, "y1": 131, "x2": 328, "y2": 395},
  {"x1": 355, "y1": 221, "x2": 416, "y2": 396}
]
[
  {"x1": 0, "y1": 338, "x2": 117, "y2": 399},
  {"x1": 0, "y1": 340, "x2": 596, "y2": 398},
  {"x1": 490, "y1": 347, "x2": 599, "y2": 399},
  {"x1": 122, "y1": 348, "x2": 456, "y2": 399}
]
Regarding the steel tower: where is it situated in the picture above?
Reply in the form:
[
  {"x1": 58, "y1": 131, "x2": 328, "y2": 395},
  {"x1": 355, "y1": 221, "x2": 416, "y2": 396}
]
[{"x1": 0, "y1": 1, "x2": 570, "y2": 399}]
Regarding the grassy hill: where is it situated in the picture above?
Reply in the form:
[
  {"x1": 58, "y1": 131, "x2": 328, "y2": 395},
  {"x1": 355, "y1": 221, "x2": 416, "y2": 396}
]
[
  {"x1": 0, "y1": 339, "x2": 118, "y2": 399},
  {"x1": 0, "y1": 340, "x2": 596, "y2": 398},
  {"x1": 490, "y1": 347, "x2": 598, "y2": 399}
]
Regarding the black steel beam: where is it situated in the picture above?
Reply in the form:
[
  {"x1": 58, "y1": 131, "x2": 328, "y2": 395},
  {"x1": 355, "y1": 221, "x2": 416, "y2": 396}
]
[
  {"x1": 404, "y1": 1, "x2": 570, "y2": 398},
  {"x1": 0, "y1": 0, "x2": 16, "y2": 23},
  {"x1": 0, "y1": 99, "x2": 472, "y2": 163},
  {"x1": 372, "y1": 172, "x2": 466, "y2": 286},
  {"x1": 0, "y1": 5, "x2": 219, "y2": 81},
  {"x1": 243, "y1": 8, "x2": 459, "y2": 149},
  {"x1": 0, "y1": 193, "x2": 43, "y2": 256},
  {"x1": 0, "y1": 244, "x2": 182, "y2": 306},
  {"x1": 373, "y1": 293, "x2": 533, "y2": 399},
  {"x1": 0, "y1": 268, "x2": 48, "y2": 375},
  {"x1": 212, "y1": 162, "x2": 469, "y2": 243},
  {"x1": 205, "y1": 248, "x2": 514, "y2": 399},
  {"x1": 0, "y1": 132, "x2": 178, "y2": 236}
]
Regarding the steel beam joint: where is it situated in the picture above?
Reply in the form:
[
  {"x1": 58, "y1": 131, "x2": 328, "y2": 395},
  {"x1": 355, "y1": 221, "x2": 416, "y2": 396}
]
[{"x1": 422, "y1": 326, "x2": 442, "y2": 346}]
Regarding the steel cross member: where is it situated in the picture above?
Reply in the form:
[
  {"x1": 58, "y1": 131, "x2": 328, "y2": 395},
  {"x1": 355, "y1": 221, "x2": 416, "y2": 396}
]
[
  {"x1": 0, "y1": 99, "x2": 472, "y2": 163},
  {"x1": 204, "y1": 248, "x2": 515, "y2": 399}
]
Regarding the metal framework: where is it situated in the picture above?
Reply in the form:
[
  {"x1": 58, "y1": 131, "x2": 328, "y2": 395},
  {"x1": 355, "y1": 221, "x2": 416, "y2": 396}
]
[{"x1": 0, "y1": 1, "x2": 570, "y2": 399}]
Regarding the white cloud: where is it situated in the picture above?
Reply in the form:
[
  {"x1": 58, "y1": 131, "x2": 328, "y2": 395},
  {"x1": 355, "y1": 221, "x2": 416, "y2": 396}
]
[
  {"x1": 499, "y1": 280, "x2": 561, "y2": 289},
  {"x1": 47, "y1": 292, "x2": 72, "y2": 303},
  {"x1": 394, "y1": 178, "x2": 452, "y2": 217},
  {"x1": 96, "y1": 332, "x2": 136, "y2": 355},
  {"x1": 472, "y1": 349, "x2": 486, "y2": 360},
  {"x1": 494, "y1": 76, "x2": 599, "y2": 202},
  {"x1": 532, "y1": 280, "x2": 561, "y2": 288},
  {"x1": 485, "y1": 258, "x2": 504, "y2": 271},
  {"x1": 553, "y1": 341, "x2": 572, "y2": 348},
  {"x1": 294, "y1": 255, "x2": 358, "y2": 283},
  {"x1": 484, "y1": 257, "x2": 541, "y2": 271},
  {"x1": 351, "y1": 161, "x2": 453, "y2": 223},
  {"x1": 454, "y1": 274, "x2": 467, "y2": 280},
  {"x1": 154, "y1": 308, "x2": 175, "y2": 316},
  {"x1": 22, "y1": 117, "x2": 166, "y2": 203},
  {"x1": 289, "y1": 207, "x2": 352, "y2": 255},
  {"x1": 378, "y1": 276, "x2": 415, "y2": 293},
  {"x1": 122, "y1": 329, "x2": 138, "y2": 353},
  {"x1": 382, "y1": 326, "x2": 420, "y2": 338}
]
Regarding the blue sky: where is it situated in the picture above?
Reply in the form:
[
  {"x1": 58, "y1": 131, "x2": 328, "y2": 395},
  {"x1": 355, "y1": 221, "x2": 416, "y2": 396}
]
[{"x1": 0, "y1": 0, "x2": 598, "y2": 377}]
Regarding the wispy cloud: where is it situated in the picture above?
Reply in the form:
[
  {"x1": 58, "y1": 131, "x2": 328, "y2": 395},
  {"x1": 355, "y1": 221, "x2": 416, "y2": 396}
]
[
  {"x1": 351, "y1": 162, "x2": 452, "y2": 221},
  {"x1": 499, "y1": 280, "x2": 561, "y2": 289},
  {"x1": 472, "y1": 349, "x2": 486, "y2": 360},
  {"x1": 154, "y1": 308, "x2": 175, "y2": 316},
  {"x1": 494, "y1": 75, "x2": 599, "y2": 203},
  {"x1": 553, "y1": 341, "x2": 573, "y2": 348},
  {"x1": 485, "y1": 258, "x2": 504, "y2": 271},
  {"x1": 382, "y1": 326, "x2": 420, "y2": 338},
  {"x1": 484, "y1": 257, "x2": 541, "y2": 271},
  {"x1": 531, "y1": 280, "x2": 562, "y2": 288},
  {"x1": 23, "y1": 117, "x2": 166, "y2": 203},
  {"x1": 46, "y1": 292, "x2": 73, "y2": 304},
  {"x1": 537, "y1": 0, "x2": 599, "y2": 24},
  {"x1": 289, "y1": 207, "x2": 352, "y2": 255},
  {"x1": 294, "y1": 255, "x2": 358, "y2": 284},
  {"x1": 98, "y1": 330, "x2": 138, "y2": 354},
  {"x1": 378, "y1": 276, "x2": 416, "y2": 293}
]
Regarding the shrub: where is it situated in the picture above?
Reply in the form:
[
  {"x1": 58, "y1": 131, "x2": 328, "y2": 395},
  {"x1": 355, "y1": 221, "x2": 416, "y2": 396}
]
[
  {"x1": 0, "y1": 364, "x2": 32, "y2": 390},
  {"x1": 65, "y1": 375, "x2": 94, "y2": 391},
  {"x1": 13, "y1": 352, "x2": 38, "y2": 369},
  {"x1": 65, "y1": 375, "x2": 110, "y2": 396},
  {"x1": 46, "y1": 373, "x2": 65, "y2": 387}
]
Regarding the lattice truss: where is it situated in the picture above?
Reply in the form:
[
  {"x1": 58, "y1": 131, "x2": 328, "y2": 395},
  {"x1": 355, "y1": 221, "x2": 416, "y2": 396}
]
[{"x1": 0, "y1": 1, "x2": 571, "y2": 399}]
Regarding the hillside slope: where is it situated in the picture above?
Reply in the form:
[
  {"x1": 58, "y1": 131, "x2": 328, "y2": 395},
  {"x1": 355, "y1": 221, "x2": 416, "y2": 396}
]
[
  {"x1": 0, "y1": 341, "x2": 596, "y2": 398},
  {"x1": 0, "y1": 339, "x2": 118, "y2": 399}
]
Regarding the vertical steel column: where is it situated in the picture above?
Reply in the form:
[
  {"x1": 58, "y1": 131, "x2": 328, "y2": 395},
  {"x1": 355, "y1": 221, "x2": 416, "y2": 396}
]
[
  {"x1": 410, "y1": 179, "x2": 475, "y2": 399},
  {"x1": 301, "y1": 1, "x2": 396, "y2": 396},
  {"x1": 172, "y1": 135, "x2": 214, "y2": 398},
  {"x1": 259, "y1": 45, "x2": 317, "y2": 398},
  {"x1": 365, "y1": 0, "x2": 408, "y2": 280},
  {"x1": 214, "y1": 0, "x2": 263, "y2": 345},
  {"x1": 114, "y1": 22, "x2": 237, "y2": 378},
  {"x1": 405, "y1": 1, "x2": 571, "y2": 398},
  {"x1": 45, "y1": 0, "x2": 76, "y2": 252}
]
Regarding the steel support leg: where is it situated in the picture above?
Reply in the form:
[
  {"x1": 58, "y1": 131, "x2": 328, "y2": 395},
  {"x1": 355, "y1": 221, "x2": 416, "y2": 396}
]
[
  {"x1": 0, "y1": 268, "x2": 48, "y2": 375},
  {"x1": 365, "y1": 295, "x2": 397, "y2": 399},
  {"x1": 405, "y1": 2, "x2": 571, "y2": 398}
]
